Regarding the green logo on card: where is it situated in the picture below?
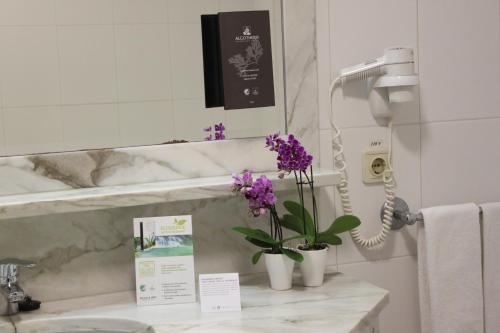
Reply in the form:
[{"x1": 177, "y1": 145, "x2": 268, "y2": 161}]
[{"x1": 174, "y1": 218, "x2": 187, "y2": 226}]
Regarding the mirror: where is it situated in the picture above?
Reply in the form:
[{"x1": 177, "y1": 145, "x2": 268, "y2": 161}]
[{"x1": 0, "y1": 0, "x2": 286, "y2": 157}]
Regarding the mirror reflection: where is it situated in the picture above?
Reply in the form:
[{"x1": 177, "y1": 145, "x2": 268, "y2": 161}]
[{"x1": 0, "y1": 0, "x2": 285, "y2": 157}]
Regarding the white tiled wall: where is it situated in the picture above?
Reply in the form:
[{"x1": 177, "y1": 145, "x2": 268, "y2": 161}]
[
  {"x1": 318, "y1": 0, "x2": 500, "y2": 332},
  {"x1": 55, "y1": 0, "x2": 113, "y2": 25},
  {"x1": 419, "y1": 0, "x2": 500, "y2": 208},
  {"x1": 3, "y1": 106, "x2": 63, "y2": 155},
  {"x1": 115, "y1": 24, "x2": 171, "y2": 101},
  {"x1": 118, "y1": 101, "x2": 175, "y2": 146},
  {"x1": 418, "y1": 0, "x2": 500, "y2": 123},
  {"x1": 0, "y1": 0, "x2": 285, "y2": 155},
  {"x1": 61, "y1": 104, "x2": 121, "y2": 150},
  {"x1": 0, "y1": 26, "x2": 60, "y2": 107},
  {"x1": 421, "y1": 118, "x2": 500, "y2": 207},
  {"x1": 58, "y1": 25, "x2": 117, "y2": 104}
]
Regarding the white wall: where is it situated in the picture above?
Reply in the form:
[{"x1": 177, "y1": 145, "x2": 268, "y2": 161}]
[
  {"x1": 317, "y1": 0, "x2": 500, "y2": 332},
  {"x1": 419, "y1": 0, "x2": 500, "y2": 207},
  {"x1": 0, "y1": 0, "x2": 284, "y2": 156}
]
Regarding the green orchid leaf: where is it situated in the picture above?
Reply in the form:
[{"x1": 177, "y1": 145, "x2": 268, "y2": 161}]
[
  {"x1": 326, "y1": 215, "x2": 362, "y2": 235},
  {"x1": 283, "y1": 201, "x2": 315, "y2": 243},
  {"x1": 281, "y1": 248, "x2": 304, "y2": 263},
  {"x1": 279, "y1": 235, "x2": 306, "y2": 244},
  {"x1": 252, "y1": 250, "x2": 264, "y2": 265},
  {"x1": 283, "y1": 201, "x2": 313, "y2": 223},
  {"x1": 233, "y1": 227, "x2": 277, "y2": 244},
  {"x1": 245, "y1": 236, "x2": 274, "y2": 248},
  {"x1": 281, "y1": 214, "x2": 304, "y2": 234},
  {"x1": 317, "y1": 232, "x2": 342, "y2": 246}
]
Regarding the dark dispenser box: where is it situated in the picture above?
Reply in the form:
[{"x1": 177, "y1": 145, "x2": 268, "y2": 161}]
[{"x1": 201, "y1": 11, "x2": 276, "y2": 110}]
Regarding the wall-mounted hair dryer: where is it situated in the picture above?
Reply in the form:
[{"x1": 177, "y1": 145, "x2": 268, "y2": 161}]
[
  {"x1": 330, "y1": 46, "x2": 419, "y2": 119},
  {"x1": 329, "y1": 46, "x2": 418, "y2": 250}
]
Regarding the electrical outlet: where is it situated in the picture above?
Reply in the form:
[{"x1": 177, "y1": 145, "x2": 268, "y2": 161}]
[{"x1": 362, "y1": 151, "x2": 389, "y2": 184}]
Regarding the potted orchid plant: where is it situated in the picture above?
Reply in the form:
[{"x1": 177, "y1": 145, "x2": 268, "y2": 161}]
[
  {"x1": 231, "y1": 171, "x2": 303, "y2": 290},
  {"x1": 265, "y1": 133, "x2": 361, "y2": 287}
]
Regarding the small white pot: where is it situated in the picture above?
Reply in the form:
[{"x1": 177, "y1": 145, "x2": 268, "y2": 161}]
[
  {"x1": 297, "y1": 246, "x2": 329, "y2": 287},
  {"x1": 264, "y1": 252, "x2": 295, "y2": 291}
]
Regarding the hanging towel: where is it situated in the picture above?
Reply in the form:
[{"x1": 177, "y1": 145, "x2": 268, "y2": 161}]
[
  {"x1": 418, "y1": 203, "x2": 484, "y2": 333},
  {"x1": 481, "y1": 203, "x2": 500, "y2": 333}
]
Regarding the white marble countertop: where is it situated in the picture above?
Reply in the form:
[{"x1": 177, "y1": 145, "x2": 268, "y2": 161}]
[
  {"x1": 0, "y1": 317, "x2": 14, "y2": 333},
  {"x1": 10, "y1": 272, "x2": 388, "y2": 333},
  {"x1": 0, "y1": 169, "x2": 340, "y2": 220}
]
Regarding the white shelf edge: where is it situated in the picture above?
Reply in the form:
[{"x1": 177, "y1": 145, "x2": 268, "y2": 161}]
[{"x1": 0, "y1": 169, "x2": 341, "y2": 220}]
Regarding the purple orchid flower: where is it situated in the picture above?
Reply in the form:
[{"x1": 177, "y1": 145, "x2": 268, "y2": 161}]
[
  {"x1": 232, "y1": 172, "x2": 277, "y2": 217},
  {"x1": 232, "y1": 170, "x2": 253, "y2": 194},
  {"x1": 214, "y1": 123, "x2": 225, "y2": 132},
  {"x1": 265, "y1": 133, "x2": 313, "y2": 172},
  {"x1": 215, "y1": 122, "x2": 226, "y2": 141},
  {"x1": 215, "y1": 132, "x2": 226, "y2": 140}
]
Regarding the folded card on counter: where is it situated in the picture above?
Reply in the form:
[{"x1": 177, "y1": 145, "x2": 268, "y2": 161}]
[
  {"x1": 133, "y1": 215, "x2": 195, "y2": 306},
  {"x1": 199, "y1": 273, "x2": 241, "y2": 313}
]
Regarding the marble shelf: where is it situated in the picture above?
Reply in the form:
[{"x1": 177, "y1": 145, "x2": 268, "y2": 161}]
[
  {"x1": 0, "y1": 168, "x2": 340, "y2": 220},
  {"x1": 12, "y1": 271, "x2": 389, "y2": 333}
]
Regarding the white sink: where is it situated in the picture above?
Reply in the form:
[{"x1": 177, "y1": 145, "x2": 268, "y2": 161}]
[{"x1": 14, "y1": 317, "x2": 155, "y2": 333}]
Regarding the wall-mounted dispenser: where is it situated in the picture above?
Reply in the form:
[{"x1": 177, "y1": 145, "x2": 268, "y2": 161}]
[
  {"x1": 201, "y1": 15, "x2": 224, "y2": 108},
  {"x1": 201, "y1": 11, "x2": 275, "y2": 110},
  {"x1": 331, "y1": 46, "x2": 419, "y2": 120}
]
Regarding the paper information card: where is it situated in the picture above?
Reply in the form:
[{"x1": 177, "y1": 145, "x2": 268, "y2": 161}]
[
  {"x1": 133, "y1": 215, "x2": 196, "y2": 306},
  {"x1": 199, "y1": 273, "x2": 241, "y2": 313}
]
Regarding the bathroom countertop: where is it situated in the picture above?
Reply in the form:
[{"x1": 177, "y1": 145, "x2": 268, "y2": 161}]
[
  {"x1": 11, "y1": 271, "x2": 388, "y2": 333},
  {"x1": 0, "y1": 317, "x2": 14, "y2": 333}
]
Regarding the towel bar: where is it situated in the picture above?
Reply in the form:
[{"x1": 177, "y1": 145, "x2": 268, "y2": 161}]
[{"x1": 380, "y1": 197, "x2": 484, "y2": 230}]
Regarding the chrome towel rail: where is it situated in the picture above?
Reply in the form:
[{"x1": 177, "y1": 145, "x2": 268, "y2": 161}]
[{"x1": 380, "y1": 197, "x2": 484, "y2": 230}]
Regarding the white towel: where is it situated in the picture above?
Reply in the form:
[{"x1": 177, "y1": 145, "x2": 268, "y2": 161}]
[
  {"x1": 481, "y1": 203, "x2": 500, "y2": 333},
  {"x1": 418, "y1": 203, "x2": 484, "y2": 333}
]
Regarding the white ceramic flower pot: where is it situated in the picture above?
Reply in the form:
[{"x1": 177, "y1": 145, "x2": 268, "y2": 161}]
[
  {"x1": 264, "y1": 252, "x2": 295, "y2": 291},
  {"x1": 297, "y1": 246, "x2": 329, "y2": 287}
]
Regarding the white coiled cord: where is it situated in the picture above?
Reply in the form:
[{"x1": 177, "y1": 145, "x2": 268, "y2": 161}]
[{"x1": 330, "y1": 80, "x2": 396, "y2": 250}]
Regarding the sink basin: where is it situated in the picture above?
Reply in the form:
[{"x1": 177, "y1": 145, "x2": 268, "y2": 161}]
[{"x1": 14, "y1": 317, "x2": 155, "y2": 333}]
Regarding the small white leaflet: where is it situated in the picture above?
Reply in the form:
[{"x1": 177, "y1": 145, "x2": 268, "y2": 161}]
[{"x1": 199, "y1": 273, "x2": 241, "y2": 313}]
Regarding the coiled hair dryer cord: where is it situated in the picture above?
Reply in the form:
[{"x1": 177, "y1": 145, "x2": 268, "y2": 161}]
[{"x1": 330, "y1": 81, "x2": 395, "y2": 250}]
